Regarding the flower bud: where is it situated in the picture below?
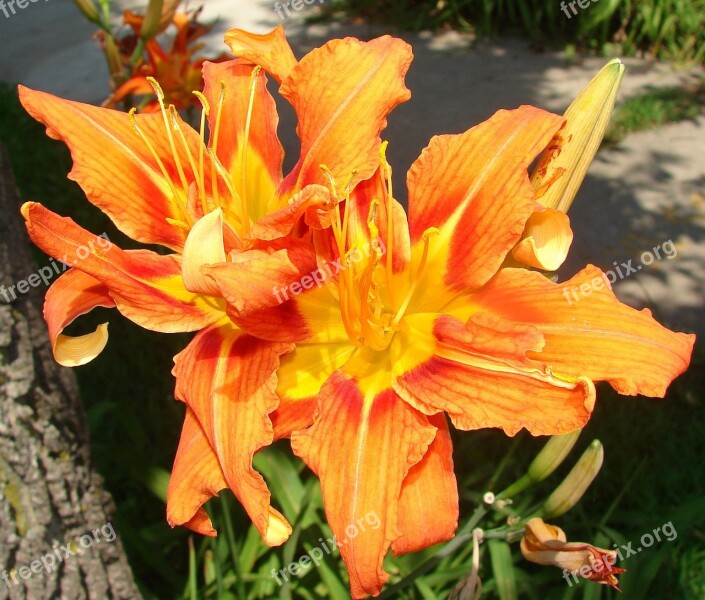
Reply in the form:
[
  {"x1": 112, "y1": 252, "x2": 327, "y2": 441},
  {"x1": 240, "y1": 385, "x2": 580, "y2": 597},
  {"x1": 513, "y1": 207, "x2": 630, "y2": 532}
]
[
  {"x1": 498, "y1": 430, "x2": 580, "y2": 498},
  {"x1": 73, "y1": 0, "x2": 99, "y2": 23},
  {"x1": 527, "y1": 429, "x2": 581, "y2": 482},
  {"x1": 531, "y1": 59, "x2": 625, "y2": 213},
  {"x1": 141, "y1": 0, "x2": 165, "y2": 41},
  {"x1": 521, "y1": 518, "x2": 625, "y2": 590},
  {"x1": 514, "y1": 60, "x2": 624, "y2": 273},
  {"x1": 541, "y1": 440, "x2": 604, "y2": 518}
]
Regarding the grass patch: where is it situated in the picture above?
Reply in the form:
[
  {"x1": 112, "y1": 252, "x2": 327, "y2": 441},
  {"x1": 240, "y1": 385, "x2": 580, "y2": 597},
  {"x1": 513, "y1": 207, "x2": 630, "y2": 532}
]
[
  {"x1": 605, "y1": 80, "x2": 705, "y2": 144},
  {"x1": 325, "y1": 0, "x2": 705, "y2": 64}
]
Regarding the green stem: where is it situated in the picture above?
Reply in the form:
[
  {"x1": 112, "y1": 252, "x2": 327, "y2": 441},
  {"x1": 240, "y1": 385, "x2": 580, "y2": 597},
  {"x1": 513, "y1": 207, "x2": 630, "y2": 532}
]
[
  {"x1": 188, "y1": 537, "x2": 197, "y2": 600},
  {"x1": 377, "y1": 503, "x2": 489, "y2": 598},
  {"x1": 220, "y1": 495, "x2": 247, "y2": 600},
  {"x1": 497, "y1": 473, "x2": 533, "y2": 499},
  {"x1": 488, "y1": 435, "x2": 524, "y2": 491},
  {"x1": 130, "y1": 38, "x2": 146, "y2": 68}
]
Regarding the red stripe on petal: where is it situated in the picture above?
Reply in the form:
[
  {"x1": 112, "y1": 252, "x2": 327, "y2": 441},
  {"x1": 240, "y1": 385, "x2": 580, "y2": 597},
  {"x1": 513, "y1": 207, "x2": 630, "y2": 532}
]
[
  {"x1": 407, "y1": 106, "x2": 564, "y2": 290},
  {"x1": 292, "y1": 373, "x2": 435, "y2": 598},
  {"x1": 173, "y1": 325, "x2": 294, "y2": 546}
]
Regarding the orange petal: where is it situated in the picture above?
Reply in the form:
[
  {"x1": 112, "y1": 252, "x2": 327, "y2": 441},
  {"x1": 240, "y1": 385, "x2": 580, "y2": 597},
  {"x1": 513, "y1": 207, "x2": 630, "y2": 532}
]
[
  {"x1": 270, "y1": 395, "x2": 318, "y2": 441},
  {"x1": 248, "y1": 184, "x2": 332, "y2": 241},
  {"x1": 472, "y1": 266, "x2": 695, "y2": 397},
  {"x1": 391, "y1": 413, "x2": 458, "y2": 555},
  {"x1": 166, "y1": 408, "x2": 228, "y2": 537},
  {"x1": 23, "y1": 202, "x2": 223, "y2": 332},
  {"x1": 394, "y1": 313, "x2": 596, "y2": 436},
  {"x1": 407, "y1": 106, "x2": 564, "y2": 290},
  {"x1": 278, "y1": 36, "x2": 412, "y2": 196},
  {"x1": 202, "y1": 60, "x2": 283, "y2": 220},
  {"x1": 203, "y1": 240, "x2": 316, "y2": 320},
  {"x1": 44, "y1": 269, "x2": 115, "y2": 367},
  {"x1": 18, "y1": 86, "x2": 206, "y2": 251},
  {"x1": 104, "y1": 76, "x2": 154, "y2": 107},
  {"x1": 224, "y1": 25, "x2": 297, "y2": 84},
  {"x1": 512, "y1": 207, "x2": 574, "y2": 271},
  {"x1": 291, "y1": 372, "x2": 435, "y2": 599},
  {"x1": 172, "y1": 324, "x2": 294, "y2": 546}
]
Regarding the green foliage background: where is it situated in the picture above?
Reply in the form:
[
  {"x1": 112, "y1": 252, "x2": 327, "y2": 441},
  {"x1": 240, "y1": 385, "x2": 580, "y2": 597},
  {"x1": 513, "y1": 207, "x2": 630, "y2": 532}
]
[{"x1": 325, "y1": 0, "x2": 705, "y2": 63}]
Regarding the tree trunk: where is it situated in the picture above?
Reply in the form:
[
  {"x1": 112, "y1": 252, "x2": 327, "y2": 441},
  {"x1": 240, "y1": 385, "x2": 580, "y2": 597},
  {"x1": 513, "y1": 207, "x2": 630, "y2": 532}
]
[{"x1": 0, "y1": 145, "x2": 142, "y2": 600}]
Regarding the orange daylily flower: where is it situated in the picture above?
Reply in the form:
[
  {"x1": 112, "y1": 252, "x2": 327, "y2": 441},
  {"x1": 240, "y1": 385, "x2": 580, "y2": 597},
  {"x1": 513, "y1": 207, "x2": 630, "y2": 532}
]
[
  {"x1": 20, "y1": 26, "x2": 694, "y2": 599},
  {"x1": 20, "y1": 26, "x2": 413, "y2": 547},
  {"x1": 521, "y1": 518, "x2": 626, "y2": 590},
  {"x1": 104, "y1": 8, "x2": 229, "y2": 112},
  {"x1": 205, "y1": 105, "x2": 694, "y2": 596}
]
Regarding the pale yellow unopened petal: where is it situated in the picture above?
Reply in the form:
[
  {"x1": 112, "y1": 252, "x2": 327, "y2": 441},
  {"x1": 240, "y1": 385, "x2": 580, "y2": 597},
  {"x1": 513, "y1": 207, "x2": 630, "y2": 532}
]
[
  {"x1": 263, "y1": 507, "x2": 294, "y2": 547},
  {"x1": 54, "y1": 323, "x2": 109, "y2": 367},
  {"x1": 182, "y1": 209, "x2": 227, "y2": 296},
  {"x1": 512, "y1": 208, "x2": 574, "y2": 271},
  {"x1": 531, "y1": 59, "x2": 625, "y2": 212}
]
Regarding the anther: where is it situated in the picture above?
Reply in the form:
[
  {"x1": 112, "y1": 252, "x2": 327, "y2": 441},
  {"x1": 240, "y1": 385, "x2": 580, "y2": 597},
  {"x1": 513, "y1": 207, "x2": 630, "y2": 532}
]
[
  {"x1": 212, "y1": 81, "x2": 226, "y2": 155},
  {"x1": 192, "y1": 91, "x2": 210, "y2": 116},
  {"x1": 319, "y1": 164, "x2": 339, "y2": 198},
  {"x1": 146, "y1": 76, "x2": 165, "y2": 102}
]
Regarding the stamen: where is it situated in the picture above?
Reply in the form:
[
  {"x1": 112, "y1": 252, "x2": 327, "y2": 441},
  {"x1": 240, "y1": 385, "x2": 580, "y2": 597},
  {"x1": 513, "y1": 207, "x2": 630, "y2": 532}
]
[
  {"x1": 147, "y1": 77, "x2": 190, "y2": 194},
  {"x1": 367, "y1": 199, "x2": 380, "y2": 246},
  {"x1": 240, "y1": 65, "x2": 262, "y2": 223},
  {"x1": 208, "y1": 148, "x2": 244, "y2": 229},
  {"x1": 212, "y1": 81, "x2": 226, "y2": 156},
  {"x1": 166, "y1": 217, "x2": 191, "y2": 231},
  {"x1": 380, "y1": 141, "x2": 396, "y2": 305},
  {"x1": 192, "y1": 91, "x2": 211, "y2": 215},
  {"x1": 129, "y1": 108, "x2": 185, "y2": 219},
  {"x1": 392, "y1": 227, "x2": 439, "y2": 325},
  {"x1": 319, "y1": 164, "x2": 339, "y2": 198},
  {"x1": 342, "y1": 169, "x2": 359, "y2": 196},
  {"x1": 169, "y1": 105, "x2": 202, "y2": 203}
]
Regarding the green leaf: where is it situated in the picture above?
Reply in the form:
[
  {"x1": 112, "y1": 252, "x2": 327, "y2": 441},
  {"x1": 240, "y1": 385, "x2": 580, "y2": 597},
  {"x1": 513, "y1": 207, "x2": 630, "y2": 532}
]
[{"x1": 488, "y1": 539, "x2": 517, "y2": 600}]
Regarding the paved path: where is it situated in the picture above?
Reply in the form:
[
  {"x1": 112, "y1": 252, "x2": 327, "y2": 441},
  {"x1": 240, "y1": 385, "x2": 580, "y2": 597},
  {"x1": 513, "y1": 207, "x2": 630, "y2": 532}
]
[{"x1": 1, "y1": 1, "x2": 703, "y2": 337}]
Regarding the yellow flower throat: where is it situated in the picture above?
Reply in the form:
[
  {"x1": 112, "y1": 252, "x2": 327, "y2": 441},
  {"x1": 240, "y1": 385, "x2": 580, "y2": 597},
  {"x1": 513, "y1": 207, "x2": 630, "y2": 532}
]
[{"x1": 324, "y1": 143, "x2": 438, "y2": 353}]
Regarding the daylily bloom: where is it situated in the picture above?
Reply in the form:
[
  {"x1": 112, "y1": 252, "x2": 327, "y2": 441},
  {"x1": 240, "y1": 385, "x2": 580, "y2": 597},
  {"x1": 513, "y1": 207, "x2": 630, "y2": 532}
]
[
  {"x1": 20, "y1": 26, "x2": 695, "y2": 600},
  {"x1": 103, "y1": 6, "x2": 229, "y2": 112},
  {"x1": 19, "y1": 25, "x2": 413, "y2": 548},
  {"x1": 202, "y1": 69, "x2": 693, "y2": 599},
  {"x1": 521, "y1": 518, "x2": 626, "y2": 590},
  {"x1": 513, "y1": 59, "x2": 625, "y2": 272}
]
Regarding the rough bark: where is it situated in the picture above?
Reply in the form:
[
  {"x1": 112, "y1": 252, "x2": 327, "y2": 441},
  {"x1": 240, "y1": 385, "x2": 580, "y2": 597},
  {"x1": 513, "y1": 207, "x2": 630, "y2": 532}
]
[{"x1": 0, "y1": 145, "x2": 142, "y2": 599}]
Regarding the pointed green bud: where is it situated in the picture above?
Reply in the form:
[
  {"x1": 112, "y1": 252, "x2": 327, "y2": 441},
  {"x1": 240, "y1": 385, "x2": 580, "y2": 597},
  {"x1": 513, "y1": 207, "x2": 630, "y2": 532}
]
[
  {"x1": 73, "y1": 0, "x2": 99, "y2": 23},
  {"x1": 498, "y1": 430, "x2": 581, "y2": 498},
  {"x1": 541, "y1": 440, "x2": 604, "y2": 518},
  {"x1": 531, "y1": 59, "x2": 625, "y2": 213},
  {"x1": 527, "y1": 429, "x2": 581, "y2": 483},
  {"x1": 141, "y1": 0, "x2": 165, "y2": 41}
]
